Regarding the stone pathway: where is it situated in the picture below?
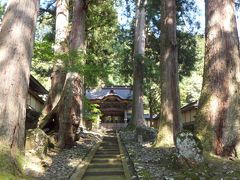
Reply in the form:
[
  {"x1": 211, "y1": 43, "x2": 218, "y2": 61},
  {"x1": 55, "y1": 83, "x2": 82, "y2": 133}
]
[{"x1": 82, "y1": 131, "x2": 126, "y2": 180}]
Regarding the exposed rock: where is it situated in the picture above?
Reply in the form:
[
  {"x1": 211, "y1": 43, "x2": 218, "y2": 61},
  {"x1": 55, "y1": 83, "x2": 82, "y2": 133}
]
[
  {"x1": 176, "y1": 131, "x2": 204, "y2": 164},
  {"x1": 25, "y1": 128, "x2": 49, "y2": 158},
  {"x1": 135, "y1": 126, "x2": 157, "y2": 142}
]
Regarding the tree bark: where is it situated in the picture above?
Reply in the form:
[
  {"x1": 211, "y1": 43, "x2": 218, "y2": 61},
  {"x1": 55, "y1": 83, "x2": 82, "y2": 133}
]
[
  {"x1": 38, "y1": 0, "x2": 69, "y2": 129},
  {"x1": 155, "y1": 0, "x2": 181, "y2": 147},
  {"x1": 131, "y1": 0, "x2": 147, "y2": 127},
  {"x1": 57, "y1": 72, "x2": 82, "y2": 148},
  {"x1": 0, "y1": 0, "x2": 39, "y2": 153},
  {"x1": 38, "y1": 0, "x2": 88, "y2": 149},
  {"x1": 69, "y1": 0, "x2": 87, "y2": 129},
  {"x1": 57, "y1": 0, "x2": 87, "y2": 148},
  {"x1": 196, "y1": 0, "x2": 240, "y2": 157}
]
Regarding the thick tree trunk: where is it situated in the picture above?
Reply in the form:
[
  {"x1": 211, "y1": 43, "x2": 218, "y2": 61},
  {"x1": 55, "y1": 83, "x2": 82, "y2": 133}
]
[
  {"x1": 57, "y1": 73, "x2": 82, "y2": 148},
  {"x1": 155, "y1": 0, "x2": 181, "y2": 147},
  {"x1": 0, "y1": 0, "x2": 39, "y2": 162},
  {"x1": 196, "y1": 0, "x2": 240, "y2": 157},
  {"x1": 57, "y1": 0, "x2": 87, "y2": 148},
  {"x1": 38, "y1": 0, "x2": 69, "y2": 128},
  {"x1": 38, "y1": 0, "x2": 87, "y2": 149},
  {"x1": 69, "y1": 0, "x2": 87, "y2": 129},
  {"x1": 131, "y1": 0, "x2": 147, "y2": 127}
]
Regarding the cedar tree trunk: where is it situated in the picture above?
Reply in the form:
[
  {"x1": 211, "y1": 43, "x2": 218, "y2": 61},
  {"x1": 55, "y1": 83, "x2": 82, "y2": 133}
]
[
  {"x1": 0, "y1": 0, "x2": 39, "y2": 157},
  {"x1": 57, "y1": 0, "x2": 88, "y2": 148},
  {"x1": 38, "y1": 0, "x2": 69, "y2": 129},
  {"x1": 196, "y1": 0, "x2": 240, "y2": 157},
  {"x1": 131, "y1": 0, "x2": 147, "y2": 127},
  {"x1": 155, "y1": 0, "x2": 181, "y2": 147}
]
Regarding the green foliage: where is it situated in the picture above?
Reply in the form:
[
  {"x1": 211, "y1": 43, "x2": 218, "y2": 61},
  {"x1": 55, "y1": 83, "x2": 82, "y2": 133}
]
[
  {"x1": 111, "y1": 26, "x2": 134, "y2": 85},
  {"x1": 35, "y1": 13, "x2": 55, "y2": 41},
  {"x1": 85, "y1": 0, "x2": 121, "y2": 87},
  {"x1": 32, "y1": 40, "x2": 54, "y2": 89},
  {"x1": 32, "y1": 8, "x2": 56, "y2": 89},
  {"x1": 0, "y1": 3, "x2": 6, "y2": 21},
  {"x1": 177, "y1": 31, "x2": 198, "y2": 79},
  {"x1": 179, "y1": 35, "x2": 204, "y2": 105},
  {"x1": 83, "y1": 98, "x2": 102, "y2": 122}
]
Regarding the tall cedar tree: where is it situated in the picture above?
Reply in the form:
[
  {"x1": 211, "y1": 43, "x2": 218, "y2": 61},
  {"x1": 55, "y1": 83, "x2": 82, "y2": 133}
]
[
  {"x1": 155, "y1": 0, "x2": 181, "y2": 147},
  {"x1": 196, "y1": 0, "x2": 240, "y2": 156},
  {"x1": 0, "y1": 0, "x2": 39, "y2": 165},
  {"x1": 68, "y1": 0, "x2": 87, "y2": 129},
  {"x1": 38, "y1": 0, "x2": 69, "y2": 129},
  {"x1": 38, "y1": 0, "x2": 87, "y2": 148},
  {"x1": 131, "y1": 0, "x2": 147, "y2": 127},
  {"x1": 57, "y1": 0, "x2": 88, "y2": 148}
]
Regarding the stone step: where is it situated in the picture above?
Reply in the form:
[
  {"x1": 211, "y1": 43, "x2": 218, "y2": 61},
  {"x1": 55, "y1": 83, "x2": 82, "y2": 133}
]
[
  {"x1": 98, "y1": 147, "x2": 119, "y2": 150},
  {"x1": 95, "y1": 151, "x2": 120, "y2": 155},
  {"x1": 100, "y1": 143, "x2": 118, "y2": 146},
  {"x1": 99, "y1": 144, "x2": 119, "y2": 147},
  {"x1": 86, "y1": 167, "x2": 123, "y2": 173},
  {"x1": 95, "y1": 153, "x2": 120, "y2": 156},
  {"x1": 84, "y1": 170, "x2": 124, "y2": 176},
  {"x1": 94, "y1": 154, "x2": 120, "y2": 158},
  {"x1": 80, "y1": 132, "x2": 128, "y2": 180},
  {"x1": 89, "y1": 164, "x2": 122, "y2": 168},
  {"x1": 98, "y1": 148, "x2": 119, "y2": 151},
  {"x1": 97, "y1": 150, "x2": 119, "y2": 153},
  {"x1": 91, "y1": 159, "x2": 121, "y2": 163},
  {"x1": 83, "y1": 175, "x2": 125, "y2": 180},
  {"x1": 100, "y1": 144, "x2": 118, "y2": 146}
]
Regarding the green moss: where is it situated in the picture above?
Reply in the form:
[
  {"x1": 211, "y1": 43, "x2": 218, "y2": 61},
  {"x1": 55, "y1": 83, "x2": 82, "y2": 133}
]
[
  {"x1": 139, "y1": 169, "x2": 154, "y2": 180},
  {"x1": 169, "y1": 151, "x2": 240, "y2": 179},
  {"x1": 0, "y1": 172, "x2": 17, "y2": 180},
  {"x1": 0, "y1": 147, "x2": 15, "y2": 174},
  {"x1": 0, "y1": 144, "x2": 25, "y2": 177},
  {"x1": 154, "y1": 121, "x2": 174, "y2": 147},
  {"x1": 195, "y1": 92, "x2": 214, "y2": 152},
  {"x1": 15, "y1": 151, "x2": 25, "y2": 174}
]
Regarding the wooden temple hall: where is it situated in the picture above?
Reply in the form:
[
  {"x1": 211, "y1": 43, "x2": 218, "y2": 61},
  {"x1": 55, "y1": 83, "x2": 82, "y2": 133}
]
[{"x1": 86, "y1": 86, "x2": 132, "y2": 129}]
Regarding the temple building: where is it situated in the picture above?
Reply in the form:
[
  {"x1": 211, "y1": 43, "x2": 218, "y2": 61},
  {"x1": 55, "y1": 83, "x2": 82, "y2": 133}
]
[
  {"x1": 86, "y1": 86, "x2": 132, "y2": 129},
  {"x1": 26, "y1": 75, "x2": 48, "y2": 129},
  {"x1": 181, "y1": 101, "x2": 198, "y2": 131}
]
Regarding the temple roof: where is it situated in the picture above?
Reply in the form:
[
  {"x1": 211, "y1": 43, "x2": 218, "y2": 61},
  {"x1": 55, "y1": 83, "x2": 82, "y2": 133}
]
[
  {"x1": 86, "y1": 86, "x2": 133, "y2": 100},
  {"x1": 29, "y1": 75, "x2": 48, "y2": 95},
  {"x1": 29, "y1": 75, "x2": 48, "y2": 103},
  {"x1": 181, "y1": 101, "x2": 198, "y2": 112}
]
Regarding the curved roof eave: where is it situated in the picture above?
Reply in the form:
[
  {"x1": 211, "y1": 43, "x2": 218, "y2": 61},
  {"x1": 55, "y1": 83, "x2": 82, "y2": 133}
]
[{"x1": 101, "y1": 94, "x2": 132, "y2": 101}]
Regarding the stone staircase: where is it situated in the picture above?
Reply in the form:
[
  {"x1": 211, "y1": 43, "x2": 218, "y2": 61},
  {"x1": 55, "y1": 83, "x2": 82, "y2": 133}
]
[{"x1": 82, "y1": 131, "x2": 126, "y2": 180}]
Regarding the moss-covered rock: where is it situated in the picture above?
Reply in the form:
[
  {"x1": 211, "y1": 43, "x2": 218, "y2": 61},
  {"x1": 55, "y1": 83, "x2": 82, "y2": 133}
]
[
  {"x1": 25, "y1": 128, "x2": 49, "y2": 158},
  {"x1": 176, "y1": 131, "x2": 204, "y2": 164},
  {"x1": 135, "y1": 126, "x2": 157, "y2": 142}
]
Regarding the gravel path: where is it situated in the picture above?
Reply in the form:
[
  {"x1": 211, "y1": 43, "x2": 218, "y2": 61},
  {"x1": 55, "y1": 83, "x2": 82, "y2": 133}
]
[
  {"x1": 25, "y1": 130, "x2": 103, "y2": 180},
  {"x1": 120, "y1": 130, "x2": 176, "y2": 180}
]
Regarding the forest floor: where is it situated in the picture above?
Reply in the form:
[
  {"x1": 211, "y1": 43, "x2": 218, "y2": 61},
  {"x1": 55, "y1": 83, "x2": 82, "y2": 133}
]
[
  {"x1": 24, "y1": 130, "x2": 103, "y2": 179},
  {"x1": 120, "y1": 129, "x2": 240, "y2": 180}
]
